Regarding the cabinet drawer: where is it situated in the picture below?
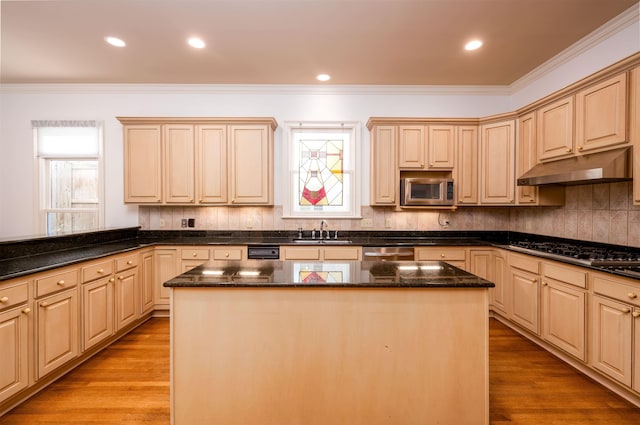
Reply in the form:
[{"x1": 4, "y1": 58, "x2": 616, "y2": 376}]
[
  {"x1": 542, "y1": 262, "x2": 587, "y2": 289},
  {"x1": 593, "y1": 274, "x2": 640, "y2": 307},
  {"x1": 181, "y1": 248, "x2": 211, "y2": 261},
  {"x1": 0, "y1": 281, "x2": 29, "y2": 310},
  {"x1": 282, "y1": 247, "x2": 321, "y2": 260},
  {"x1": 36, "y1": 269, "x2": 79, "y2": 297},
  {"x1": 324, "y1": 247, "x2": 361, "y2": 261},
  {"x1": 82, "y1": 260, "x2": 114, "y2": 283},
  {"x1": 416, "y1": 248, "x2": 466, "y2": 261},
  {"x1": 213, "y1": 247, "x2": 243, "y2": 260},
  {"x1": 115, "y1": 253, "x2": 139, "y2": 272},
  {"x1": 509, "y1": 253, "x2": 540, "y2": 274}
]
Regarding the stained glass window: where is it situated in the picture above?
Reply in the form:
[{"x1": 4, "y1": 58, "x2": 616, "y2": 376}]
[{"x1": 284, "y1": 122, "x2": 361, "y2": 218}]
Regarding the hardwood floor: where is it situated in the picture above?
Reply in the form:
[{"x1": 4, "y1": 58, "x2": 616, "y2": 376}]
[{"x1": 1, "y1": 317, "x2": 639, "y2": 424}]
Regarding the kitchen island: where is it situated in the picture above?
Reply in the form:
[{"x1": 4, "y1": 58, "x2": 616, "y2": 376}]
[{"x1": 164, "y1": 260, "x2": 494, "y2": 425}]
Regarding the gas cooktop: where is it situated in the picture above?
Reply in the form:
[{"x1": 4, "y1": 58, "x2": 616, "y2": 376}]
[{"x1": 508, "y1": 240, "x2": 640, "y2": 268}]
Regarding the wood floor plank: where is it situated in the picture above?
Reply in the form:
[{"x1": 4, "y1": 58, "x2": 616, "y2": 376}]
[{"x1": 1, "y1": 317, "x2": 640, "y2": 424}]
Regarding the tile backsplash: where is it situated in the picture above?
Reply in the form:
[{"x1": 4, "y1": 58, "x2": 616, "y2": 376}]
[{"x1": 139, "y1": 181, "x2": 640, "y2": 248}]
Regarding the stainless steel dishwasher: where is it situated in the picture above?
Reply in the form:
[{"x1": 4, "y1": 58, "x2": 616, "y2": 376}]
[{"x1": 362, "y1": 247, "x2": 414, "y2": 261}]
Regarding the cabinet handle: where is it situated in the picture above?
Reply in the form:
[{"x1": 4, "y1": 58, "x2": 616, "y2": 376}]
[
  {"x1": 225, "y1": 252, "x2": 230, "y2": 258},
  {"x1": 633, "y1": 311, "x2": 640, "y2": 318},
  {"x1": 578, "y1": 146, "x2": 583, "y2": 151},
  {"x1": 566, "y1": 147, "x2": 572, "y2": 153},
  {"x1": 57, "y1": 280, "x2": 65, "y2": 286},
  {"x1": 22, "y1": 307, "x2": 31, "y2": 315},
  {"x1": 0, "y1": 296, "x2": 8, "y2": 303},
  {"x1": 628, "y1": 293, "x2": 637, "y2": 299},
  {"x1": 109, "y1": 278, "x2": 115, "y2": 282},
  {"x1": 531, "y1": 278, "x2": 537, "y2": 283},
  {"x1": 542, "y1": 281, "x2": 548, "y2": 286},
  {"x1": 621, "y1": 308, "x2": 631, "y2": 314},
  {"x1": 97, "y1": 269, "x2": 104, "y2": 274},
  {"x1": 127, "y1": 260, "x2": 133, "y2": 265},
  {"x1": 192, "y1": 252, "x2": 198, "y2": 257},
  {"x1": 118, "y1": 276, "x2": 124, "y2": 280},
  {"x1": 40, "y1": 302, "x2": 48, "y2": 307}
]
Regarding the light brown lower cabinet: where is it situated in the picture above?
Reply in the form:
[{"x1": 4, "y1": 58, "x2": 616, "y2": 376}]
[
  {"x1": 591, "y1": 273, "x2": 640, "y2": 391},
  {"x1": 36, "y1": 287, "x2": 79, "y2": 380},
  {"x1": 0, "y1": 303, "x2": 30, "y2": 401},
  {"x1": 81, "y1": 276, "x2": 114, "y2": 351},
  {"x1": 140, "y1": 250, "x2": 155, "y2": 315},
  {"x1": 509, "y1": 253, "x2": 540, "y2": 335},
  {"x1": 281, "y1": 246, "x2": 361, "y2": 261},
  {"x1": 114, "y1": 268, "x2": 139, "y2": 331},
  {"x1": 154, "y1": 248, "x2": 179, "y2": 311},
  {"x1": 414, "y1": 246, "x2": 468, "y2": 271},
  {"x1": 540, "y1": 261, "x2": 587, "y2": 362}
]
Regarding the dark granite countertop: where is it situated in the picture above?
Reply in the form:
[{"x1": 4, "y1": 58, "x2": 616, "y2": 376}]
[
  {"x1": 1, "y1": 227, "x2": 639, "y2": 282},
  {"x1": 163, "y1": 260, "x2": 495, "y2": 288}
]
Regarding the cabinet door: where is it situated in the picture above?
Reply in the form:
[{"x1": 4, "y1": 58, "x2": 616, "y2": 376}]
[
  {"x1": 154, "y1": 248, "x2": 178, "y2": 309},
  {"x1": 82, "y1": 276, "x2": 114, "y2": 351},
  {"x1": 140, "y1": 251, "x2": 154, "y2": 315},
  {"x1": 631, "y1": 67, "x2": 640, "y2": 205},
  {"x1": 480, "y1": 120, "x2": 515, "y2": 204},
  {"x1": 469, "y1": 250, "x2": 492, "y2": 281},
  {"x1": 592, "y1": 295, "x2": 632, "y2": 386},
  {"x1": 516, "y1": 113, "x2": 538, "y2": 204},
  {"x1": 281, "y1": 247, "x2": 321, "y2": 260},
  {"x1": 37, "y1": 288, "x2": 79, "y2": 379},
  {"x1": 123, "y1": 125, "x2": 162, "y2": 203},
  {"x1": 115, "y1": 268, "x2": 139, "y2": 331},
  {"x1": 510, "y1": 268, "x2": 539, "y2": 334},
  {"x1": 196, "y1": 124, "x2": 227, "y2": 204},
  {"x1": 537, "y1": 96, "x2": 574, "y2": 161},
  {"x1": 0, "y1": 305, "x2": 30, "y2": 402},
  {"x1": 398, "y1": 125, "x2": 426, "y2": 169},
  {"x1": 456, "y1": 126, "x2": 478, "y2": 204},
  {"x1": 427, "y1": 125, "x2": 455, "y2": 169},
  {"x1": 370, "y1": 125, "x2": 397, "y2": 205},
  {"x1": 542, "y1": 280, "x2": 586, "y2": 361},
  {"x1": 491, "y1": 250, "x2": 510, "y2": 316},
  {"x1": 164, "y1": 124, "x2": 195, "y2": 204},
  {"x1": 634, "y1": 308, "x2": 640, "y2": 392},
  {"x1": 323, "y1": 246, "x2": 361, "y2": 261},
  {"x1": 575, "y1": 73, "x2": 627, "y2": 153},
  {"x1": 229, "y1": 124, "x2": 272, "y2": 204}
]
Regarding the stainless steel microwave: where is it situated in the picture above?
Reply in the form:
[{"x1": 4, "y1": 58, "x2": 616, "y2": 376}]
[{"x1": 400, "y1": 178, "x2": 454, "y2": 206}]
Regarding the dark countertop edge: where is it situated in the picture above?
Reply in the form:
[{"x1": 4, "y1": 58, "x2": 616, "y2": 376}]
[
  {"x1": 165, "y1": 282, "x2": 495, "y2": 289},
  {"x1": 1, "y1": 228, "x2": 640, "y2": 282}
]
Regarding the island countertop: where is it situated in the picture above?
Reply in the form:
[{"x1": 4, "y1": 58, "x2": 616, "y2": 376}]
[{"x1": 163, "y1": 259, "x2": 495, "y2": 288}]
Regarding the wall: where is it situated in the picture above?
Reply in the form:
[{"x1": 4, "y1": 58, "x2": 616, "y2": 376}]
[{"x1": 0, "y1": 6, "x2": 638, "y2": 241}]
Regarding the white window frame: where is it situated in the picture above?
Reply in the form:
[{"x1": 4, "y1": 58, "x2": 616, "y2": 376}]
[
  {"x1": 33, "y1": 122, "x2": 105, "y2": 235},
  {"x1": 282, "y1": 121, "x2": 361, "y2": 219}
]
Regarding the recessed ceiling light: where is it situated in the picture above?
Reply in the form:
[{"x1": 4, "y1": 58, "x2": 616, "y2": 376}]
[
  {"x1": 104, "y1": 36, "x2": 126, "y2": 47},
  {"x1": 316, "y1": 74, "x2": 331, "y2": 82},
  {"x1": 188, "y1": 37, "x2": 206, "y2": 49},
  {"x1": 464, "y1": 40, "x2": 483, "y2": 51}
]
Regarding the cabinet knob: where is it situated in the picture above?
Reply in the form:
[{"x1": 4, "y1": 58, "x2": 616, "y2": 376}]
[
  {"x1": 578, "y1": 146, "x2": 583, "y2": 151},
  {"x1": 40, "y1": 302, "x2": 49, "y2": 307},
  {"x1": 22, "y1": 307, "x2": 31, "y2": 314},
  {"x1": 566, "y1": 148, "x2": 572, "y2": 153},
  {"x1": 109, "y1": 278, "x2": 115, "y2": 282},
  {"x1": 530, "y1": 199, "x2": 535, "y2": 203},
  {"x1": 127, "y1": 260, "x2": 133, "y2": 265},
  {"x1": 192, "y1": 252, "x2": 198, "y2": 257},
  {"x1": 632, "y1": 311, "x2": 640, "y2": 318},
  {"x1": 225, "y1": 252, "x2": 230, "y2": 258},
  {"x1": 628, "y1": 293, "x2": 637, "y2": 299},
  {"x1": 97, "y1": 269, "x2": 104, "y2": 274},
  {"x1": 531, "y1": 278, "x2": 537, "y2": 283},
  {"x1": 440, "y1": 254, "x2": 445, "y2": 258},
  {"x1": 542, "y1": 281, "x2": 548, "y2": 286},
  {"x1": 621, "y1": 308, "x2": 631, "y2": 314},
  {"x1": 57, "y1": 280, "x2": 65, "y2": 286},
  {"x1": 118, "y1": 276, "x2": 124, "y2": 280},
  {"x1": 0, "y1": 296, "x2": 8, "y2": 303}
]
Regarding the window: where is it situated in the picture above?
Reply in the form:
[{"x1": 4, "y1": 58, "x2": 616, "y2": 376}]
[
  {"x1": 283, "y1": 122, "x2": 360, "y2": 218},
  {"x1": 33, "y1": 121, "x2": 104, "y2": 235}
]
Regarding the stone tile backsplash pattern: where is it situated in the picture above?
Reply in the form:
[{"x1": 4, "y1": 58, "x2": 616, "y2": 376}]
[{"x1": 139, "y1": 182, "x2": 640, "y2": 248}]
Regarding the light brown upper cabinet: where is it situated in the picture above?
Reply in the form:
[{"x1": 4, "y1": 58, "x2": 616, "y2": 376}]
[
  {"x1": 480, "y1": 119, "x2": 516, "y2": 205},
  {"x1": 456, "y1": 125, "x2": 479, "y2": 205},
  {"x1": 369, "y1": 125, "x2": 397, "y2": 205},
  {"x1": 119, "y1": 117, "x2": 277, "y2": 205},
  {"x1": 123, "y1": 125, "x2": 162, "y2": 203},
  {"x1": 398, "y1": 125, "x2": 455, "y2": 170},
  {"x1": 631, "y1": 67, "x2": 640, "y2": 206},
  {"x1": 537, "y1": 96, "x2": 574, "y2": 161},
  {"x1": 575, "y1": 72, "x2": 627, "y2": 153},
  {"x1": 516, "y1": 113, "x2": 538, "y2": 204}
]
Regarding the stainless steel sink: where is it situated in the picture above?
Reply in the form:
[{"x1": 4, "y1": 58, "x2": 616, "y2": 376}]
[{"x1": 291, "y1": 239, "x2": 353, "y2": 245}]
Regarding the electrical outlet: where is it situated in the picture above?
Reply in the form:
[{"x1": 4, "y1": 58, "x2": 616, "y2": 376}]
[
  {"x1": 181, "y1": 219, "x2": 188, "y2": 228},
  {"x1": 385, "y1": 218, "x2": 393, "y2": 228},
  {"x1": 361, "y1": 218, "x2": 373, "y2": 228},
  {"x1": 246, "y1": 218, "x2": 254, "y2": 229},
  {"x1": 159, "y1": 219, "x2": 165, "y2": 228},
  {"x1": 188, "y1": 218, "x2": 195, "y2": 228}
]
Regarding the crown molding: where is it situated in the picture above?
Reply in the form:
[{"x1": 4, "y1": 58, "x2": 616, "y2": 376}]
[
  {"x1": 509, "y1": 3, "x2": 639, "y2": 94},
  {"x1": 0, "y1": 82, "x2": 510, "y2": 97}
]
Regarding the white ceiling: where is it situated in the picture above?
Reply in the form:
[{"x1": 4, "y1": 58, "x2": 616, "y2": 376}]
[{"x1": 1, "y1": 0, "x2": 638, "y2": 85}]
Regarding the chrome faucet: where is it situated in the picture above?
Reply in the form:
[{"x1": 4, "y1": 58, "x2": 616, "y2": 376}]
[{"x1": 320, "y1": 219, "x2": 328, "y2": 239}]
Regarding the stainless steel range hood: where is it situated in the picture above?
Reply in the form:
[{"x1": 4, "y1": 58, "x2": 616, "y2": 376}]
[{"x1": 517, "y1": 147, "x2": 632, "y2": 186}]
